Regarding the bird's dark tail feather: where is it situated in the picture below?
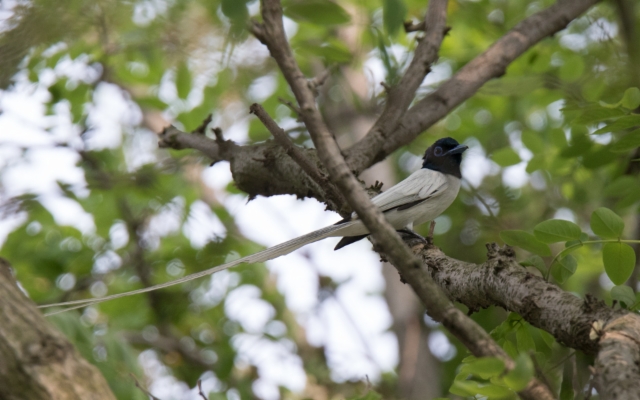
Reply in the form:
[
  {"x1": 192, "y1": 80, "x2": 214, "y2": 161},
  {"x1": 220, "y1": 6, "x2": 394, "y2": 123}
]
[{"x1": 334, "y1": 235, "x2": 368, "y2": 250}]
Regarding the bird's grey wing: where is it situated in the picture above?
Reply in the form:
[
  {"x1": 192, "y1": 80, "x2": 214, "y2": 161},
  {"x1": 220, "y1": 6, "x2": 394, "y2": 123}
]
[{"x1": 371, "y1": 169, "x2": 449, "y2": 213}]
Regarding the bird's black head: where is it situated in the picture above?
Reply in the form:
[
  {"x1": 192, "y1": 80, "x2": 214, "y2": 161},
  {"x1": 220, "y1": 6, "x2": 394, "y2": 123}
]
[{"x1": 422, "y1": 137, "x2": 468, "y2": 178}]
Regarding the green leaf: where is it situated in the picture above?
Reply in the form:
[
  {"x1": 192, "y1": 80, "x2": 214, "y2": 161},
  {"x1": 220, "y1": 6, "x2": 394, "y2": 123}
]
[
  {"x1": 603, "y1": 243, "x2": 636, "y2": 285},
  {"x1": 635, "y1": 293, "x2": 640, "y2": 311},
  {"x1": 574, "y1": 107, "x2": 624, "y2": 125},
  {"x1": 175, "y1": 61, "x2": 191, "y2": 99},
  {"x1": 221, "y1": 0, "x2": 248, "y2": 20},
  {"x1": 533, "y1": 219, "x2": 582, "y2": 243},
  {"x1": 560, "y1": 362, "x2": 574, "y2": 400},
  {"x1": 622, "y1": 87, "x2": 640, "y2": 109},
  {"x1": 520, "y1": 255, "x2": 546, "y2": 275},
  {"x1": 136, "y1": 97, "x2": 168, "y2": 110},
  {"x1": 558, "y1": 53, "x2": 584, "y2": 82},
  {"x1": 382, "y1": 0, "x2": 407, "y2": 36},
  {"x1": 349, "y1": 391, "x2": 383, "y2": 400},
  {"x1": 285, "y1": 0, "x2": 351, "y2": 25},
  {"x1": 599, "y1": 99, "x2": 621, "y2": 109},
  {"x1": 551, "y1": 255, "x2": 577, "y2": 284},
  {"x1": 604, "y1": 176, "x2": 639, "y2": 197},
  {"x1": 491, "y1": 147, "x2": 521, "y2": 167},
  {"x1": 516, "y1": 325, "x2": 536, "y2": 353},
  {"x1": 298, "y1": 39, "x2": 352, "y2": 63},
  {"x1": 611, "y1": 285, "x2": 636, "y2": 308},
  {"x1": 521, "y1": 131, "x2": 545, "y2": 154},
  {"x1": 502, "y1": 353, "x2": 534, "y2": 391},
  {"x1": 475, "y1": 384, "x2": 515, "y2": 399},
  {"x1": 565, "y1": 232, "x2": 589, "y2": 249},
  {"x1": 617, "y1": 190, "x2": 640, "y2": 209},
  {"x1": 450, "y1": 380, "x2": 514, "y2": 399},
  {"x1": 525, "y1": 154, "x2": 545, "y2": 173},
  {"x1": 502, "y1": 339, "x2": 518, "y2": 359},
  {"x1": 560, "y1": 132, "x2": 592, "y2": 157},
  {"x1": 590, "y1": 207, "x2": 624, "y2": 239},
  {"x1": 460, "y1": 357, "x2": 506, "y2": 379},
  {"x1": 592, "y1": 115, "x2": 640, "y2": 134},
  {"x1": 538, "y1": 330, "x2": 556, "y2": 349},
  {"x1": 611, "y1": 130, "x2": 640, "y2": 153},
  {"x1": 221, "y1": 0, "x2": 249, "y2": 37},
  {"x1": 500, "y1": 230, "x2": 551, "y2": 257}
]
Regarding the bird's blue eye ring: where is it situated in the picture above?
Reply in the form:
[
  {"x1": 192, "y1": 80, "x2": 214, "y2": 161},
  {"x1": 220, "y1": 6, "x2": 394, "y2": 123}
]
[{"x1": 434, "y1": 146, "x2": 443, "y2": 156}]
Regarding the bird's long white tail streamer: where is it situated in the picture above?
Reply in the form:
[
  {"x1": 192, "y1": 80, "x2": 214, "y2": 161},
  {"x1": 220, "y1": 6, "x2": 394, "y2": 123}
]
[{"x1": 41, "y1": 222, "x2": 355, "y2": 316}]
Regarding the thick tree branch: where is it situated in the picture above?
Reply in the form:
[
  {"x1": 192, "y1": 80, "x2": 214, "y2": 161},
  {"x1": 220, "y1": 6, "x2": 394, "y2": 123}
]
[
  {"x1": 158, "y1": 125, "x2": 231, "y2": 162},
  {"x1": 158, "y1": 125, "x2": 346, "y2": 212},
  {"x1": 0, "y1": 259, "x2": 116, "y2": 400},
  {"x1": 344, "y1": 0, "x2": 600, "y2": 172},
  {"x1": 249, "y1": 103, "x2": 348, "y2": 213},
  {"x1": 413, "y1": 241, "x2": 640, "y2": 398},
  {"x1": 254, "y1": 0, "x2": 553, "y2": 398}
]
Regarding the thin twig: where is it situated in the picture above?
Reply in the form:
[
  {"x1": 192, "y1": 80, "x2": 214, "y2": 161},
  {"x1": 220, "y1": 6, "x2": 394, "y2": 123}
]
[
  {"x1": 308, "y1": 67, "x2": 333, "y2": 94},
  {"x1": 131, "y1": 373, "x2": 161, "y2": 400},
  {"x1": 249, "y1": 103, "x2": 346, "y2": 211},
  {"x1": 197, "y1": 380, "x2": 208, "y2": 400},
  {"x1": 349, "y1": 0, "x2": 449, "y2": 168},
  {"x1": 192, "y1": 113, "x2": 212, "y2": 135},
  {"x1": 277, "y1": 97, "x2": 302, "y2": 120}
]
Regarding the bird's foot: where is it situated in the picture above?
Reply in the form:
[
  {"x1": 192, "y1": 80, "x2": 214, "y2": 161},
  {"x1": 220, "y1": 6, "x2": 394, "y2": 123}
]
[{"x1": 397, "y1": 229, "x2": 430, "y2": 247}]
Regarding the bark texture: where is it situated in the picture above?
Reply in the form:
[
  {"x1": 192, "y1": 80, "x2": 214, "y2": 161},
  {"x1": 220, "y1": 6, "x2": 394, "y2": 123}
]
[
  {"x1": 0, "y1": 260, "x2": 116, "y2": 400},
  {"x1": 415, "y1": 241, "x2": 640, "y2": 399}
]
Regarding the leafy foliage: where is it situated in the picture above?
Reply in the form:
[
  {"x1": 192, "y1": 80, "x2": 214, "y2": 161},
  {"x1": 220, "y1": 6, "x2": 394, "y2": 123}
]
[{"x1": 0, "y1": 0, "x2": 639, "y2": 399}]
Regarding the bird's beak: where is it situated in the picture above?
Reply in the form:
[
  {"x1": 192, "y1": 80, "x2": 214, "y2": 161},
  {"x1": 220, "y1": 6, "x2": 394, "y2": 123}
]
[{"x1": 446, "y1": 144, "x2": 468, "y2": 155}]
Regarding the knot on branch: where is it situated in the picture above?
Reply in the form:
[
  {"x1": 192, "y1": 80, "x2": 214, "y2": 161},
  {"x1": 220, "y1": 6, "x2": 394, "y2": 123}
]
[
  {"x1": 210, "y1": 127, "x2": 236, "y2": 159},
  {"x1": 23, "y1": 334, "x2": 72, "y2": 364},
  {"x1": 158, "y1": 125, "x2": 185, "y2": 149},
  {"x1": 583, "y1": 293, "x2": 607, "y2": 313},
  {"x1": 192, "y1": 114, "x2": 212, "y2": 135},
  {"x1": 486, "y1": 243, "x2": 515, "y2": 260},
  {"x1": 249, "y1": 20, "x2": 267, "y2": 44}
]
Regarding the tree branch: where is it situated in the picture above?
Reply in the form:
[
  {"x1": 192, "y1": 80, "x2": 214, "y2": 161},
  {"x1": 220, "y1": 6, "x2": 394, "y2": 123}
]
[
  {"x1": 364, "y1": 0, "x2": 449, "y2": 152},
  {"x1": 412, "y1": 240, "x2": 640, "y2": 398},
  {"x1": 158, "y1": 124, "x2": 347, "y2": 212},
  {"x1": 158, "y1": 125, "x2": 232, "y2": 162},
  {"x1": 344, "y1": 0, "x2": 600, "y2": 172},
  {"x1": 254, "y1": 0, "x2": 554, "y2": 398},
  {"x1": 249, "y1": 103, "x2": 348, "y2": 214},
  {"x1": 0, "y1": 258, "x2": 116, "y2": 400}
]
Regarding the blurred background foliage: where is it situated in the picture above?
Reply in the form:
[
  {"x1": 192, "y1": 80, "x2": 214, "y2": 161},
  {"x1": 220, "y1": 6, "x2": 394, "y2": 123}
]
[{"x1": 1, "y1": 0, "x2": 639, "y2": 398}]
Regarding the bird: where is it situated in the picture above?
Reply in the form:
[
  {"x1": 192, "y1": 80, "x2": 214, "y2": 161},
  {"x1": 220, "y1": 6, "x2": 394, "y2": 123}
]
[{"x1": 40, "y1": 137, "x2": 467, "y2": 315}]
